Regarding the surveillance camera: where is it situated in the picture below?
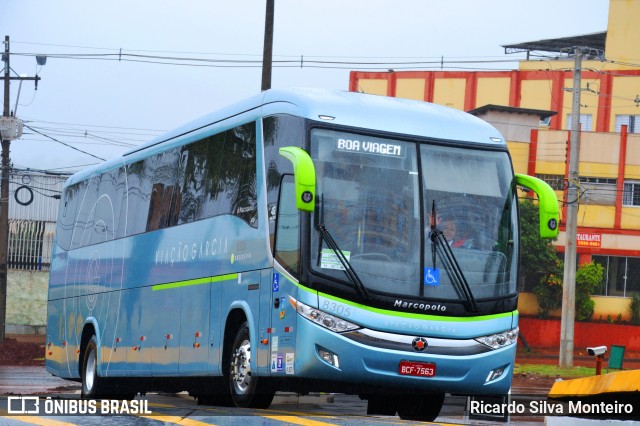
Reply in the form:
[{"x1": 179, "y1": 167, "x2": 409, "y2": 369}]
[{"x1": 587, "y1": 346, "x2": 607, "y2": 356}]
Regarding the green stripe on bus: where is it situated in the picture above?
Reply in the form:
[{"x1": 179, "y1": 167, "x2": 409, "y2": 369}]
[
  {"x1": 152, "y1": 273, "x2": 238, "y2": 291},
  {"x1": 294, "y1": 281, "x2": 515, "y2": 322}
]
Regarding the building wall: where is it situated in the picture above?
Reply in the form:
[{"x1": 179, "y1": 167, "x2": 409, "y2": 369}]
[
  {"x1": 6, "y1": 270, "x2": 48, "y2": 331},
  {"x1": 518, "y1": 291, "x2": 633, "y2": 322},
  {"x1": 605, "y1": 0, "x2": 640, "y2": 63}
]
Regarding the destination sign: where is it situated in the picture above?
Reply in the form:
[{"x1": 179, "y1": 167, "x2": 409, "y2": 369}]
[{"x1": 335, "y1": 138, "x2": 403, "y2": 157}]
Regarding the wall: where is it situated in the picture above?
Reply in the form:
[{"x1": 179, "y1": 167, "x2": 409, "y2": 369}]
[
  {"x1": 6, "y1": 270, "x2": 48, "y2": 333},
  {"x1": 518, "y1": 291, "x2": 632, "y2": 322},
  {"x1": 519, "y1": 317, "x2": 640, "y2": 351}
]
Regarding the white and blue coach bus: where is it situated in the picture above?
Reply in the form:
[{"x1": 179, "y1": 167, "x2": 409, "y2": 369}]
[{"x1": 45, "y1": 88, "x2": 558, "y2": 421}]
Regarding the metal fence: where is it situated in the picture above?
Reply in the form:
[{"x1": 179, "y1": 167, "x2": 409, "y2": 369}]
[{"x1": 6, "y1": 171, "x2": 68, "y2": 271}]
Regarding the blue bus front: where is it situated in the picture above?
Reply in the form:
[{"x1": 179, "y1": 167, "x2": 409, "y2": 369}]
[{"x1": 270, "y1": 124, "x2": 520, "y2": 404}]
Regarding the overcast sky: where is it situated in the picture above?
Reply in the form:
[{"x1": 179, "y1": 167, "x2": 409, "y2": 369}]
[{"x1": 2, "y1": 1, "x2": 609, "y2": 173}]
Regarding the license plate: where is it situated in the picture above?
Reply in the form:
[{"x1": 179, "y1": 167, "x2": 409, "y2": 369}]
[{"x1": 399, "y1": 360, "x2": 436, "y2": 377}]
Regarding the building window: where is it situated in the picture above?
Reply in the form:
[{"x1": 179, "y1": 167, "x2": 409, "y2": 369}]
[
  {"x1": 593, "y1": 255, "x2": 640, "y2": 297},
  {"x1": 566, "y1": 114, "x2": 593, "y2": 131},
  {"x1": 623, "y1": 181, "x2": 640, "y2": 207},
  {"x1": 579, "y1": 176, "x2": 617, "y2": 205},
  {"x1": 615, "y1": 115, "x2": 640, "y2": 133},
  {"x1": 536, "y1": 174, "x2": 565, "y2": 191}
]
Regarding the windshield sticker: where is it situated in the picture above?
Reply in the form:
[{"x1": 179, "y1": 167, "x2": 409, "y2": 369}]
[
  {"x1": 320, "y1": 248, "x2": 351, "y2": 270},
  {"x1": 424, "y1": 267, "x2": 440, "y2": 286},
  {"x1": 336, "y1": 138, "x2": 403, "y2": 158}
]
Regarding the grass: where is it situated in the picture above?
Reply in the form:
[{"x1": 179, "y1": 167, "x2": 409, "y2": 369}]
[{"x1": 514, "y1": 363, "x2": 596, "y2": 378}]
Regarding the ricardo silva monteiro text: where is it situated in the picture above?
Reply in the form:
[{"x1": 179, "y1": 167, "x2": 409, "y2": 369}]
[{"x1": 471, "y1": 400, "x2": 635, "y2": 415}]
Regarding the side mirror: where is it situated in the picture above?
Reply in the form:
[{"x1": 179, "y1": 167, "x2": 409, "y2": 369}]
[
  {"x1": 515, "y1": 174, "x2": 559, "y2": 239},
  {"x1": 279, "y1": 147, "x2": 316, "y2": 212}
]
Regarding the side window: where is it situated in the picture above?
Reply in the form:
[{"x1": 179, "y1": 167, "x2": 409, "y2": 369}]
[
  {"x1": 72, "y1": 177, "x2": 99, "y2": 249},
  {"x1": 263, "y1": 115, "x2": 304, "y2": 252},
  {"x1": 147, "y1": 148, "x2": 182, "y2": 231},
  {"x1": 124, "y1": 156, "x2": 155, "y2": 236},
  {"x1": 90, "y1": 169, "x2": 122, "y2": 245},
  {"x1": 178, "y1": 122, "x2": 258, "y2": 228},
  {"x1": 56, "y1": 181, "x2": 85, "y2": 250},
  {"x1": 274, "y1": 175, "x2": 300, "y2": 277}
]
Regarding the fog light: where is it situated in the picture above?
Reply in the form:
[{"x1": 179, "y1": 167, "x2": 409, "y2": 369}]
[
  {"x1": 485, "y1": 366, "x2": 506, "y2": 382},
  {"x1": 318, "y1": 349, "x2": 340, "y2": 368}
]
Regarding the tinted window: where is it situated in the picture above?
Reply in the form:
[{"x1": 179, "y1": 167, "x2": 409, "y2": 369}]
[
  {"x1": 124, "y1": 156, "x2": 155, "y2": 236},
  {"x1": 56, "y1": 180, "x2": 86, "y2": 250},
  {"x1": 147, "y1": 148, "x2": 181, "y2": 231},
  {"x1": 263, "y1": 115, "x2": 304, "y2": 251},
  {"x1": 72, "y1": 177, "x2": 99, "y2": 249},
  {"x1": 179, "y1": 122, "x2": 258, "y2": 228}
]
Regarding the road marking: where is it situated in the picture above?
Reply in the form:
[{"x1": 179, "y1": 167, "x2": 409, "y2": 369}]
[
  {"x1": 0, "y1": 415, "x2": 76, "y2": 426},
  {"x1": 138, "y1": 414, "x2": 215, "y2": 425},
  {"x1": 261, "y1": 415, "x2": 337, "y2": 426}
]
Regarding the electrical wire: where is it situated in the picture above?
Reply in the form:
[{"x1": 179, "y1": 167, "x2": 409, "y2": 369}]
[{"x1": 24, "y1": 125, "x2": 106, "y2": 161}]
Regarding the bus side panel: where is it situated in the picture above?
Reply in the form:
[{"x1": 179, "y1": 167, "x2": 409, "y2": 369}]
[
  {"x1": 45, "y1": 298, "x2": 69, "y2": 378},
  {"x1": 150, "y1": 285, "x2": 182, "y2": 376},
  {"x1": 179, "y1": 282, "x2": 211, "y2": 374},
  {"x1": 122, "y1": 287, "x2": 152, "y2": 375}
]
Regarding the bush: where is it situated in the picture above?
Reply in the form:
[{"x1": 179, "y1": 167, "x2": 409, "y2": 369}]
[
  {"x1": 532, "y1": 257, "x2": 564, "y2": 319},
  {"x1": 575, "y1": 262, "x2": 604, "y2": 322}
]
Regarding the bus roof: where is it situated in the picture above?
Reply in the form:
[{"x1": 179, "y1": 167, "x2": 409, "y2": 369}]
[{"x1": 65, "y1": 88, "x2": 505, "y2": 186}]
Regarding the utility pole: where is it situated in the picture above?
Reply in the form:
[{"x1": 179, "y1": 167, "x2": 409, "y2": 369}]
[
  {"x1": 261, "y1": 0, "x2": 274, "y2": 91},
  {"x1": 559, "y1": 47, "x2": 583, "y2": 368},
  {"x1": 0, "y1": 35, "x2": 40, "y2": 342}
]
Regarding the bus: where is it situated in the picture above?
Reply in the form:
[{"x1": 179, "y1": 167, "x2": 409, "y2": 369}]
[{"x1": 45, "y1": 88, "x2": 559, "y2": 421}]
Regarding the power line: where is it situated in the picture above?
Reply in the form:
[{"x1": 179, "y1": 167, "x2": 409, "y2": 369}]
[{"x1": 24, "y1": 125, "x2": 106, "y2": 161}]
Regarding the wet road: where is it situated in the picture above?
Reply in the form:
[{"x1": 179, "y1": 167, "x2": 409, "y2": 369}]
[{"x1": 0, "y1": 366, "x2": 592, "y2": 425}]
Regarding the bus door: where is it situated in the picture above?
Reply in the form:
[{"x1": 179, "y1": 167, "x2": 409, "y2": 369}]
[{"x1": 267, "y1": 175, "x2": 300, "y2": 377}]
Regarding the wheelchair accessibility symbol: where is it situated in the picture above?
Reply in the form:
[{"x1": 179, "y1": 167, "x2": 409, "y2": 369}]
[{"x1": 424, "y1": 268, "x2": 440, "y2": 286}]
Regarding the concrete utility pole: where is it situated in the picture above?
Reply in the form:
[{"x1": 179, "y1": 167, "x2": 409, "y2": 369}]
[
  {"x1": 0, "y1": 36, "x2": 40, "y2": 342},
  {"x1": 261, "y1": 0, "x2": 274, "y2": 91},
  {"x1": 559, "y1": 47, "x2": 583, "y2": 368}
]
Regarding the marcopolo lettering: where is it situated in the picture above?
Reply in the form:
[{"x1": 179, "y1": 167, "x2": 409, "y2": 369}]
[
  {"x1": 337, "y1": 138, "x2": 402, "y2": 157},
  {"x1": 394, "y1": 299, "x2": 446, "y2": 312}
]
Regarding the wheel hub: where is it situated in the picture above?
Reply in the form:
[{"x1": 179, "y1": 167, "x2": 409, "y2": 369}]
[{"x1": 231, "y1": 339, "x2": 251, "y2": 395}]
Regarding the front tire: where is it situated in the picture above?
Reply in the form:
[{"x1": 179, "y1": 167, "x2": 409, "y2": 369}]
[
  {"x1": 228, "y1": 322, "x2": 274, "y2": 408},
  {"x1": 396, "y1": 393, "x2": 445, "y2": 421}
]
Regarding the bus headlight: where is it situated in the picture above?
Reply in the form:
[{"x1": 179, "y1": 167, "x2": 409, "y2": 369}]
[
  {"x1": 289, "y1": 297, "x2": 360, "y2": 333},
  {"x1": 475, "y1": 326, "x2": 519, "y2": 349}
]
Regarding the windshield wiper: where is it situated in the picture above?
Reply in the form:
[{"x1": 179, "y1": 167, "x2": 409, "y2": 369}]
[
  {"x1": 315, "y1": 195, "x2": 369, "y2": 301},
  {"x1": 429, "y1": 201, "x2": 478, "y2": 313}
]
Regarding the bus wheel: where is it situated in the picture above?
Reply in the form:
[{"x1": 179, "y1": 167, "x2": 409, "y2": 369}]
[
  {"x1": 81, "y1": 336, "x2": 107, "y2": 398},
  {"x1": 396, "y1": 393, "x2": 444, "y2": 422},
  {"x1": 228, "y1": 322, "x2": 274, "y2": 409}
]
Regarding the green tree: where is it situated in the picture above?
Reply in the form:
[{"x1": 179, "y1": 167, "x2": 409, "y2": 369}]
[
  {"x1": 575, "y1": 262, "x2": 604, "y2": 322},
  {"x1": 519, "y1": 200, "x2": 560, "y2": 286},
  {"x1": 519, "y1": 200, "x2": 563, "y2": 318}
]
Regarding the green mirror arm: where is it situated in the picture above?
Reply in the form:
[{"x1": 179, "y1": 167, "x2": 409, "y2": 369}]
[
  {"x1": 279, "y1": 147, "x2": 316, "y2": 212},
  {"x1": 515, "y1": 173, "x2": 560, "y2": 239}
]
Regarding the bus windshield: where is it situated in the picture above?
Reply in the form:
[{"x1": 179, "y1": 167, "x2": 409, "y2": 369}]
[{"x1": 310, "y1": 128, "x2": 518, "y2": 306}]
